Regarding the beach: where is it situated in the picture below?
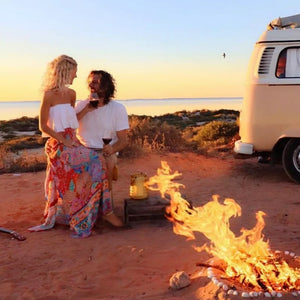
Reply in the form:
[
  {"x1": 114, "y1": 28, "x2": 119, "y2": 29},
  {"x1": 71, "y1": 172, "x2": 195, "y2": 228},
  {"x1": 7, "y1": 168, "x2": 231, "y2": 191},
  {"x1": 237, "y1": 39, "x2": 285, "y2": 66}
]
[{"x1": 0, "y1": 151, "x2": 299, "y2": 300}]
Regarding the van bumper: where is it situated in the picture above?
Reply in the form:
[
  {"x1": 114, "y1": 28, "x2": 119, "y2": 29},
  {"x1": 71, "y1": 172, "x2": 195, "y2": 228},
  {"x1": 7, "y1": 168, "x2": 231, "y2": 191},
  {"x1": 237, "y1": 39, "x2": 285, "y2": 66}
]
[{"x1": 234, "y1": 140, "x2": 254, "y2": 155}]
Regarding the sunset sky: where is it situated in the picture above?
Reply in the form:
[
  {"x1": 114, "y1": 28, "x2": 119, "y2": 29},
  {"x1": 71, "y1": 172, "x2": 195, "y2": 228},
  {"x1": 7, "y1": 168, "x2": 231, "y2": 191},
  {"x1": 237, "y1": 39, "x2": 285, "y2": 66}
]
[{"x1": 0, "y1": 1, "x2": 299, "y2": 101}]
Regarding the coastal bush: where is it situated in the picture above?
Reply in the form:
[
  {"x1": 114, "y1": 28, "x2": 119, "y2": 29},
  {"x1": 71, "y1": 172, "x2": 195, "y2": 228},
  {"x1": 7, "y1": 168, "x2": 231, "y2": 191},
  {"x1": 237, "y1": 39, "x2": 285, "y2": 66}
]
[
  {"x1": 3, "y1": 135, "x2": 45, "y2": 151},
  {"x1": 192, "y1": 120, "x2": 239, "y2": 150},
  {"x1": 152, "y1": 109, "x2": 239, "y2": 130},
  {"x1": 0, "y1": 144, "x2": 11, "y2": 170},
  {"x1": 2, "y1": 133, "x2": 18, "y2": 139},
  {"x1": 0, "y1": 116, "x2": 39, "y2": 132},
  {"x1": 195, "y1": 120, "x2": 238, "y2": 141},
  {"x1": 120, "y1": 116, "x2": 187, "y2": 157},
  {"x1": 8, "y1": 150, "x2": 47, "y2": 173},
  {"x1": 0, "y1": 146, "x2": 47, "y2": 174}
]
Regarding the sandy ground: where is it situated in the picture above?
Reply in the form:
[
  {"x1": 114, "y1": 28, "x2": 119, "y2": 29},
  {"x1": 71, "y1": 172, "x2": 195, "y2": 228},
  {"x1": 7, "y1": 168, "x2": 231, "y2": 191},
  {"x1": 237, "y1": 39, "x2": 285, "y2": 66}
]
[{"x1": 0, "y1": 152, "x2": 299, "y2": 300}]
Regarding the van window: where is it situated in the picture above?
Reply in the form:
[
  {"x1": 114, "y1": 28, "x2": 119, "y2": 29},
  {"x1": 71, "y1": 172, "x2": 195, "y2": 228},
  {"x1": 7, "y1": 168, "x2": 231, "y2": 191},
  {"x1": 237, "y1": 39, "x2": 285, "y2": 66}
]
[
  {"x1": 276, "y1": 48, "x2": 300, "y2": 78},
  {"x1": 286, "y1": 48, "x2": 300, "y2": 77},
  {"x1": 276, "y1": 50, "x2": 286, "y2": 78}
]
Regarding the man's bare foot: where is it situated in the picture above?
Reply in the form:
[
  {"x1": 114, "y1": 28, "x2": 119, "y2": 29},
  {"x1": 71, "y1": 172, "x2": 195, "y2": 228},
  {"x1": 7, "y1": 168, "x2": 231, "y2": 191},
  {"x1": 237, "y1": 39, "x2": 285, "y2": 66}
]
[{"x1": 103, "y1": 212, "x2": 124, "y2": 227}]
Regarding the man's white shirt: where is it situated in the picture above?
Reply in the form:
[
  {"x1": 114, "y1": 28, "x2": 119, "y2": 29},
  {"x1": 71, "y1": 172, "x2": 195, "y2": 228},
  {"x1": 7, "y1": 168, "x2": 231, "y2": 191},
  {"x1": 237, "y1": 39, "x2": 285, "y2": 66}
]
[{"x1": 75, "y1": 100, "x2": 129, "y2": 149}]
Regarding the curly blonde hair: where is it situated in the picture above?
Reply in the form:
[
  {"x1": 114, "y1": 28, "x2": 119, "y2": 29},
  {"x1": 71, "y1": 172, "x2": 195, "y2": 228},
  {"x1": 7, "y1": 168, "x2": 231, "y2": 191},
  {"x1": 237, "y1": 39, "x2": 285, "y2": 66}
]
[{"x1": 43, "y1": 55, "x2": 77, "y2": 91}]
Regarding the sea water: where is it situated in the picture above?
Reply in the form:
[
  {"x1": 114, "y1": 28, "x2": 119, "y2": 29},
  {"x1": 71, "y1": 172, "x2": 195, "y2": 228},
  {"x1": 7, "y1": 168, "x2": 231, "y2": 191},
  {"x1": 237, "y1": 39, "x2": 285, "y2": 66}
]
[{"x1": 0, "y1": 98, "x2": 242, "y2": 121}]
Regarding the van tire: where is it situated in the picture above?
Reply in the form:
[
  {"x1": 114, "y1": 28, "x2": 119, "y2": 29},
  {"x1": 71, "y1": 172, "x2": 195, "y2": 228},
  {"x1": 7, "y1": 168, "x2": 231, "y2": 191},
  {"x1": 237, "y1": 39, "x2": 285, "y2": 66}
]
[{"x1": 282, "y1": 138, "x2": 300, "y2": 183}]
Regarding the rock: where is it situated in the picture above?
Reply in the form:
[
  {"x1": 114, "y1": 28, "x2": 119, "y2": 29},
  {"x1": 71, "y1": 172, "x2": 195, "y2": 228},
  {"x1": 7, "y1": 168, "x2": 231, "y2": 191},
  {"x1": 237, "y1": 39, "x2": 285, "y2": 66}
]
[{"x1": 169, "y1": 271, "x2": 191, "y2": 290}]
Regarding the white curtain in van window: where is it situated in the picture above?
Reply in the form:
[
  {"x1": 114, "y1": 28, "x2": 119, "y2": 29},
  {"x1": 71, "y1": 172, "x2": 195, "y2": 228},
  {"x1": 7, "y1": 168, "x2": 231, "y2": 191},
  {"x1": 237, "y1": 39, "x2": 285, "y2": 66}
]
[{"x1": 286, "y1": 48, "x2": 300, "y2": 77}]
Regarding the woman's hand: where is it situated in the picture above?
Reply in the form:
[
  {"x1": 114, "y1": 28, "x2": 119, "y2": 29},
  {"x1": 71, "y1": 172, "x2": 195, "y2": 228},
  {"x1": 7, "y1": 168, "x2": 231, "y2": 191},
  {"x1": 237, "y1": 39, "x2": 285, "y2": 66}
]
[{"x1": 62, "y1": 138, "x2": 77, "y2": 148}]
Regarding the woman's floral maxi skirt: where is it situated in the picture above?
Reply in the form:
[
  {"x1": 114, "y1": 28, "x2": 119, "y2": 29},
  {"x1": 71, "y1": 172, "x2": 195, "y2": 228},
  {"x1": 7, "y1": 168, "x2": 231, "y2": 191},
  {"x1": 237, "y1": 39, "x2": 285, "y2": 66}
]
[{"x1": 29, "y1": 128, "x2": 112, "y2": 238}]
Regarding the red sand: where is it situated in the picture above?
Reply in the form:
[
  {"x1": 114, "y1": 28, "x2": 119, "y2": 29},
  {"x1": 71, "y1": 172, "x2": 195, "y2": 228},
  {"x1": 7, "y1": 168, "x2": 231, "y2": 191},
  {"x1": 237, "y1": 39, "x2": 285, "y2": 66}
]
[{"x1": 0, "y1": 152, "x2": 299, "y2": 299}]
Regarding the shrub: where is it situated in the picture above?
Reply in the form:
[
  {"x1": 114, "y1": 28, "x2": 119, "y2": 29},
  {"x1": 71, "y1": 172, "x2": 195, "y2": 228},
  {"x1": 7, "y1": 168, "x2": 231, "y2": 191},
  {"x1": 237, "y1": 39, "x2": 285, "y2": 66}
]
[
  {"x1": 120, "y1": 116, "x2": 187, "y2": 158},
  {"x1": 2, "y1": 135, "x2": 45, "y2": 151},
  {"x1": 192, "y1": 120, "x2": 239, "y2": 152},
  {"x1": 194, "y1": 121, "x2": 238, "y2": 142},
  {"x1": 2, "y1": 133, "x2": 17, "y2": 139},
  {"x1": 9, "y1": 150, "x2": 47, "y2": 173},
  {"x1": 0, "y1": 146, "x2": 47, "y2": 173},
  {"x1": 0, "y1": 117, "x2": 39, "y2": 132}
]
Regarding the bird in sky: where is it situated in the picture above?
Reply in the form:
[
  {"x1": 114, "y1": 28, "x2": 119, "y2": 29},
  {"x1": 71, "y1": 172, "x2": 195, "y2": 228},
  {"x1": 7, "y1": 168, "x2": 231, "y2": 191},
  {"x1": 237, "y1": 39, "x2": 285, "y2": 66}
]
[{"x1": 222, "y1": 52, "x2": 226, "y2": 58}]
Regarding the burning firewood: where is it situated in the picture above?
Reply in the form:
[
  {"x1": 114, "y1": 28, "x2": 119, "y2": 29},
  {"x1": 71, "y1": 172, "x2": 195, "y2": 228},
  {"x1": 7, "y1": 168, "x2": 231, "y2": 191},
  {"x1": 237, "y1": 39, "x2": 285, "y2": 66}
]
[{"x1": 147, "y1": 161, "x2": 300, "y2": 297}]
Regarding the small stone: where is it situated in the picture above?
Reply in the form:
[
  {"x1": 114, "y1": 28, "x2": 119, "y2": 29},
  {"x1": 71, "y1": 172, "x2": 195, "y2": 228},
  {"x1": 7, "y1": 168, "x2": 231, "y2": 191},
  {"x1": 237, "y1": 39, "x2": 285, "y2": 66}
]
[
  {"x1": 169, "y1": 271, "x2": 191, "y2": 290},
  {"x1": 207, "y1": 270, "x2": 214, "y2": 278},
  {"x1": 265, "y1": 292, "x2": 271, "y2": 297},
  {"x1": 241, "y1": 292, "x2": 249, "y2": 297},
  {"x1": 277, "y1": 293, "x2": 282, "y2": 297}
]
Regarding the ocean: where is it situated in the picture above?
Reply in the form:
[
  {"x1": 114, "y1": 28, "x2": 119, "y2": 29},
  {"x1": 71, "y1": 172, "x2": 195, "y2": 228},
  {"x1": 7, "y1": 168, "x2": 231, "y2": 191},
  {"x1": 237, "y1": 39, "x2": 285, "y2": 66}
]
[{"x1": 0, "y1": 97, "x2": 243, "y2": 121}]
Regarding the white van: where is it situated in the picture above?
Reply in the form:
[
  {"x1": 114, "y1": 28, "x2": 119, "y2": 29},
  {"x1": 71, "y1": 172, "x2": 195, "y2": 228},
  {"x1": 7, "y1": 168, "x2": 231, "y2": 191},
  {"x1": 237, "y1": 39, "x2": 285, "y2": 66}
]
[{"x1": 234, "y1": 14, "x2": 300, "y2": 183}]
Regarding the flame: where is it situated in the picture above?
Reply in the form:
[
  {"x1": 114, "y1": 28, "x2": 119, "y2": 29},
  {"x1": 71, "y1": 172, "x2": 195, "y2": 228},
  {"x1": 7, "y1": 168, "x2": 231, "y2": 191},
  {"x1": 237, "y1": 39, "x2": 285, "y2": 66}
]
[{"x1": 146, "y1": 161, "x2": 300, "y2": 293}]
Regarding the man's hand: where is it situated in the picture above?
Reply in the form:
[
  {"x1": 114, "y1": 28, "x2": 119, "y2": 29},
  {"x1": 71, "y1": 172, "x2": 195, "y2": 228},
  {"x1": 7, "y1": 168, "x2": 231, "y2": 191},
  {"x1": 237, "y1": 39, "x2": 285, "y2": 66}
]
[
  {"x1": 103, "y1": 144, "x2": 114, "y2": 157},
  {"x1": 103, "y1": 129, "x2": 128, "y2": 157}
]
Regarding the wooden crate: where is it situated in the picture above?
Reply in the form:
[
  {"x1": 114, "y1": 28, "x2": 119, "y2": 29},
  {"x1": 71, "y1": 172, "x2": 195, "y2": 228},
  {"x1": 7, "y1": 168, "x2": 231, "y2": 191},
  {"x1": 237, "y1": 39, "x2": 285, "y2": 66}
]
[{"x1": 124, "y1": 196, "x2": 170, "y2": 225}]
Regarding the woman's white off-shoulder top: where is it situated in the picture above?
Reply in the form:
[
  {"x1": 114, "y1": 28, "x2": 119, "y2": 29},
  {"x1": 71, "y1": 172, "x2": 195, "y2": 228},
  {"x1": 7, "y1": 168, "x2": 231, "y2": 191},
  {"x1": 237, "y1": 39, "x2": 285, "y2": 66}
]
[{"x1": 43, "y1": 104, "x2": 79, "y2": 137}]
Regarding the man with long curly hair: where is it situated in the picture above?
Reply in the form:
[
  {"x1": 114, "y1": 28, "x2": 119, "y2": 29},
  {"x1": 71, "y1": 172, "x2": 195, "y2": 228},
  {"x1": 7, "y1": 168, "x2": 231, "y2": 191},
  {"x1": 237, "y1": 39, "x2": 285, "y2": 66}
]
[{"x1": 75, "y1": 70, "x2": 129, "y2": 210}]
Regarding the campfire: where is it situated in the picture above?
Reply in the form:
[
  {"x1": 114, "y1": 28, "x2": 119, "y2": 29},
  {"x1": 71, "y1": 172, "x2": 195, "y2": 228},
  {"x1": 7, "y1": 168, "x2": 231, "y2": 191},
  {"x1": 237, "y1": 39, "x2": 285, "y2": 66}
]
[{"x1": 145, "y1": 161, "x2": 300, "y2": 298}]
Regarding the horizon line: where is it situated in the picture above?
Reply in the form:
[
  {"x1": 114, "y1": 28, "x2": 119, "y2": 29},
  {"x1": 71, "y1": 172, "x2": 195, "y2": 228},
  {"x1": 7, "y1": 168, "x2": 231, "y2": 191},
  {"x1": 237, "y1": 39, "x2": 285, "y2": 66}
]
[{"x1": 0, "y1": 96, "x2": 243, "y2": 103}]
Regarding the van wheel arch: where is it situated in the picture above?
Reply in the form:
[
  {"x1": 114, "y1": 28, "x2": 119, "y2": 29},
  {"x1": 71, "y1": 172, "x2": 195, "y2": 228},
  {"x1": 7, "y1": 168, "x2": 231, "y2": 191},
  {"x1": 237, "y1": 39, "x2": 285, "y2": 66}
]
[
  {"x1": 282, "y1": 138, "x2": 300, "y2": 183},
  {"x1": 271, "y1": 138, "x2": 289, "y2": 163}
]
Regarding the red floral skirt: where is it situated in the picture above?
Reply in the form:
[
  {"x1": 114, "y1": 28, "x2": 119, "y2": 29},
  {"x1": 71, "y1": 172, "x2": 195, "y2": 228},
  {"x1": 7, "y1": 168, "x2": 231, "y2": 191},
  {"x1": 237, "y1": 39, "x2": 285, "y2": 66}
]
[{"x1": 29, "y1": 128, "x2": 112, "y2": 238}]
